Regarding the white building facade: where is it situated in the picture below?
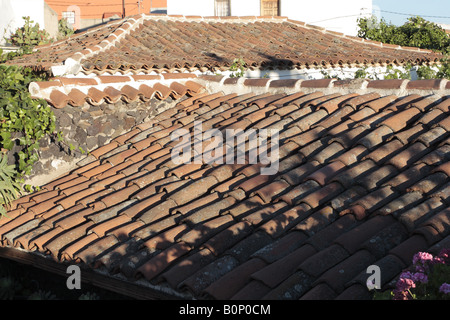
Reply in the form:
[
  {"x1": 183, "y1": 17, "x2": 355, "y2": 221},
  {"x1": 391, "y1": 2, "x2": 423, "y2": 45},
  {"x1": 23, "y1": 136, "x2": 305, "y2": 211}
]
[
  {"x1": 0, "y1": 0, "x2": 58, "y2": 46},
  {"x1": 167, "y1": 0, "x2": 372, "y2": 36}
]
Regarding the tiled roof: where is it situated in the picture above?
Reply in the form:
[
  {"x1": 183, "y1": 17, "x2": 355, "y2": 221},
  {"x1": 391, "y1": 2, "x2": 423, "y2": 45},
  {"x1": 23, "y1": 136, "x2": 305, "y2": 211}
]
[
  {"x1": 7, "y1": 14, "x2": 442, "y2": 75},
  {"x1": 1, "y1": 76, "x2": 449, "y2": 300}
]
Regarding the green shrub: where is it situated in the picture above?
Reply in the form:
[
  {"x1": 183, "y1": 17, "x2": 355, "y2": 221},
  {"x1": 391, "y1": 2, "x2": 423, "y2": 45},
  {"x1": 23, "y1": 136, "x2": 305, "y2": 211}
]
[
  {"x1": 358, "y1": 16, "x2": 450, "y2": 54},
  {"x1": 57, "y1": 18, "x2": 74, "y2": 40},
  {"x1": 0, "y1": 64, "x2": 55, "y2": 214},
  {"x1": 384, "y1": 64, "x2": 412, "y2": 80},
  {"x1": 229, "y1": 58, "x2": 246, "y2": 78},
  {"x1": 0, "y1": 154, "x2": 20, "y2": 217},
  {"x1": 8, "y1": 16, "x2": 50, "y2": 49},
  {"x1": 436, "y1": 57, "x2": 450, "y2": 78}
]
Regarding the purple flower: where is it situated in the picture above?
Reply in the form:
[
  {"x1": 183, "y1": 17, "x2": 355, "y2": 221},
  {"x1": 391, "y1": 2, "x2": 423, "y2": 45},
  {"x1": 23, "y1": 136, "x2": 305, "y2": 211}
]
[
  {"x1": 439, "y1": 283, "x2": 450, "y2": 295},
  {"x1": 414, "y1": 264, "x2": 426, "y2": 273},
  {"x1": 393, "y1": 289, "x2": 410, "y2": 300},
  {"x1": 412, "y1": 272, "x2": 428, "y2": 284},
  {"x1": 396, "y1": 277, "x2": 416, "y2": 292},
  {"x1": 399, "y1": 271, "x2": 414, "y2": 280},
  {"x1": 413, "y1": 252, "x2": 434, "y2": 266},
  {"x1": 438, "y1": 249, "x2": 450, "y2": 263}
]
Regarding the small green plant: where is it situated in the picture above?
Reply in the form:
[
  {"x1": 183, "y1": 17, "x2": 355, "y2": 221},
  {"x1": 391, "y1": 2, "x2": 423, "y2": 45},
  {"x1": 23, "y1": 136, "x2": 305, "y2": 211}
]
[
  {"x1": 0, "y1": 47, "x2": 32, "y2": 63},
  {"x1": 384, "y1": 64, "x2": 412, "y2": 80},
  {"x1": 436, "y1": 57, "x2": 450, "y2": 79},
  {"x1": 324, "y1": 57, "x2": 449, "y2": 81},
  {"x1": 57, "y1": 18, "x2": 74, "y2": 40},
  {"x1": 27, "y1": 289, "x2": 57, "y2": 300},
  {"x1": 8, "y1": 16, "x2": 50, "y2": 49},
  {"x1": 79, "y1": 292, "x2": 100, "y2": 300},
  {"x1": 0, "y1": 275, "x2": 22, "y2": 300},
  {"x1": 354, "y1": 67, "x2": 369, "y2": 79},
  {"x1": 320, "y1": 68, "x2": 333, "y2": 79},
  {"x1": 229, "y1": 58, "x2": 246, "y2": 78},
  {"x1": 0, "y1": 153, "x2": 20, "y2": 217},
  {"x1": 416, "y1": 64, "x2": 439, "y2": 80}
]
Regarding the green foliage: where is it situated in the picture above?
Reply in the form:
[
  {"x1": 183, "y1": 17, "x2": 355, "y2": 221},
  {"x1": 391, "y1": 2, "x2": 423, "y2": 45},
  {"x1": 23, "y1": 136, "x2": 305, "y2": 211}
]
[
  {"x1": 0, "y1": 65, "x2": 54, "y2": 174},
  {"x1": 78, "y1": 292, "x2": 100, "y2": 300},
  {"x1": 8, "y1": 16, "x2": 50, "y2": 49},
  {"x1": 357, "y1": 16, "x2": 398, "y2": 44},
  {"x1": 358, "y1": 16, "x2": 450, "y2": 54},
  {"x1": 384, "y1": 64, "x2": 412, "y2": 80},
  {"x1": 436, "y1": 57, "x2": 450, "y2": 78},
  {"x1": 416, "y1": 64, "x2": 439, "y2": 80},
  {"x1": 320, "y1": 56, "x2": 449, "y2": 81},
  {"x1": 320, "y1": 69, "x2": 333, "y2": 79},
  {"x1": 0, "y1": 47, "x2": 33, "y2": 64},
  {"x1": 313, "y1": 15, "x2": 450, "y2": 82},
  {"x1": 27, "y1": 290, "x2": 57, "y2": 300},
  {"x1": 319, "y1": 67, "x2": 355, "y2": 81},
  {"x1": 0, "y1": 64, "x2": 55, "y2": 212},
  {"x1": 354, "y1": 68, "x2": 369, "y2": 79},
  {"x1": 0, "y1": 153, "x2": 20, "y2": 217},
  {"x1": 229, "y1": 58, "x2": 246, "y2": 78},
  {"x1": 0, "y1": 275, "x2": 23, "y2": 300},
  {"x1": 57, "y1": 18, "x2": 74, "y2": 40}
]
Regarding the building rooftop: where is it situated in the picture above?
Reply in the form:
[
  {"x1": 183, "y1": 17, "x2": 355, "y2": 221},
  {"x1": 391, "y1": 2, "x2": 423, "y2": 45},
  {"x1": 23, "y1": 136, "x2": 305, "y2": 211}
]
[
  {"x1": 6, "y1": 14, "x2": 442, "y2": 76},
  {"x1": 0, "y1": 73, "x2": 448, "y2": 300}
]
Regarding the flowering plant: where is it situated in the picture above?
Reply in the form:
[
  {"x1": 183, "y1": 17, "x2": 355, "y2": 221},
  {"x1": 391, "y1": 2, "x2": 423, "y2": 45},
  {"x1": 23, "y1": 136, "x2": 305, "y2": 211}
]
[{"x1": 374, "y1": 248, "x2": 450, "y2": 300}]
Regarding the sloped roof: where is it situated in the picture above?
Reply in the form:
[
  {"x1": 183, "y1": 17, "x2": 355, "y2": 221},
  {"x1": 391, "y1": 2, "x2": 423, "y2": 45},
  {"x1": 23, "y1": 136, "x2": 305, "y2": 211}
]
[
  {"x1": 1, "y1": 75, "x2": 449, "y2": 300},
  {"x1": 6, "y1": 14, "x2": 442, "y2": 75}
]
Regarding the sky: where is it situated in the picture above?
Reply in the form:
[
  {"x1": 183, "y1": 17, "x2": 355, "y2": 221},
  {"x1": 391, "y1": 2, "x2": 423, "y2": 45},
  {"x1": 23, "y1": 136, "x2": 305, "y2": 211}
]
[{"x1": 372, "y1": 0, "x2": 450, "y2": 26}]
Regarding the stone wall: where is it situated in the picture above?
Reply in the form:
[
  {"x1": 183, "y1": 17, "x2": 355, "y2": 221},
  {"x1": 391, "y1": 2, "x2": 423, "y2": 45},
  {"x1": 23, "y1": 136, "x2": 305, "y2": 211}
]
[{"x1": 27, "y1": 96, "x2": 177, "y2": 185}]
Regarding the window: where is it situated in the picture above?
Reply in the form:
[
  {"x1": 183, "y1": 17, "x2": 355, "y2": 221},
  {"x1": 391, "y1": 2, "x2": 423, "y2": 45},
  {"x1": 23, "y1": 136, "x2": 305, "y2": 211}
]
[
  {"x1": 215, "y1": 0, "x2": 231, "y2": 17},
  {"x1": 62, "y1": 11, "x2": 75, "y2": 25},
  {"x1": 261, "y1": 0, "x2": 279, "y2": 16}
]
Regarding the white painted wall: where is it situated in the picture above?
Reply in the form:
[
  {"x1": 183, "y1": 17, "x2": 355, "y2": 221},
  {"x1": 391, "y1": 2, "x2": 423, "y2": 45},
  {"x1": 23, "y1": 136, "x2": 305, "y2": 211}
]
[
  {"x1": 167, "y1": 0, "x2": 259, "y2": 17},
  {"x1": 281, "y1": 0, "x2": 372, "y2": 36},
  {"x1": 0, "y1": 0, "x2": 46, "y2": 45},
  {"x1": 200, "y1": 64, "x2": 422, "y2": 81},
  {"x1": 167, "y1": 0, "x2": 215, "y2": 16},
  {"x1": 230, "y1": 0, "x2": 259, "y2": 17},
  {"x1": 167, "y1": 0, "x2": 372, "y2": 36}
]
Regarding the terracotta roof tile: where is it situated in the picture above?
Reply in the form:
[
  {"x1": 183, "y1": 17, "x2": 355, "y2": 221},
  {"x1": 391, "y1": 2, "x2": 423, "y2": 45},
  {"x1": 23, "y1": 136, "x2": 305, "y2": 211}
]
[
  {"x1": 262, "y1": 269, "x2": 315, "y2": 299},
  {"x1": 360, "y1": 222, "x2": 409, "y2": 259},
  {"x1": 1, "y1": 74, "x2": 449, "y2": 300},
  {"x1": 334, "y1": 215, "x2": 396, "y2": 254},
  {"x1": 9, "y1": 15, "x2": 441, "y2": 76},
  {"x1": 203, "y1": 258, "x2": 267, "y2": 299},
  {"x1": 336, "y1": 283, "x2": 373, "y2": 300},
  {"x1": 315, "y1": 249, "x2": 376, "y2": 293},
  {"x1": 231, "y1": 280, "x2": 272, "y2": 300},
  {"x1": 389, "y1": 234, "x2": 430, "y2": 266},
  {"x1": 136, "y1": 241, "x2": 192, "y2": 281},
  {"x1": 179, "y1": 255, "x2": 240, "y2": 296},
  {"x1": 299, "y1": 244, "x2": 350, "y2": 278}
]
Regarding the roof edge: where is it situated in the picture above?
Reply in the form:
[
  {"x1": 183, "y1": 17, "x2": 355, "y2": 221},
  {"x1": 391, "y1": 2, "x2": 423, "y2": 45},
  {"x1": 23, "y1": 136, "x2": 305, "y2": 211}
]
[
  {"x1": 197, "y1": 75, "x2": 450, "y2": 98},
  {"x1": 8, "y1": 13, "x2": 443, "y2": 77},
  {"x1": 0, "y1": 246, "x2": 187, "y2": 300}
]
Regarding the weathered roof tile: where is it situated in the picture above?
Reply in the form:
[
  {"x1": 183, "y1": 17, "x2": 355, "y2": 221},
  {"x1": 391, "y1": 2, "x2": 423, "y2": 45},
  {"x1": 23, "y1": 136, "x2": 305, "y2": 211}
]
[{"x1": 1, "y1": 68, "x2": 449, "y2": 301}]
